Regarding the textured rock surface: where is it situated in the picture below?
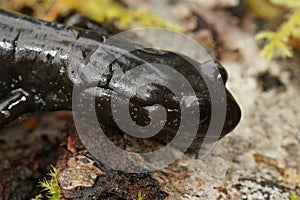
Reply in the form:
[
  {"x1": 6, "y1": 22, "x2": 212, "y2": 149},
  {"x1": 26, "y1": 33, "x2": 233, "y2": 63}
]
[
  {"x1": 1, "y1": 0, "x2": 300, "y2": 199},
  {"x1": 151, "y1": 1, "x2": 300, "y2": 199}
]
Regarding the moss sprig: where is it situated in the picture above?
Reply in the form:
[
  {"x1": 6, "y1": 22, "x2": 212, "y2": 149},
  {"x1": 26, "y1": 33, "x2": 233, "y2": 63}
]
[
  {"x1": 31, "y1": 166, "x2": 60, "y2": 200},
  {"x1": 256, "y1": 0, "x2": 300, "y2": 60}
]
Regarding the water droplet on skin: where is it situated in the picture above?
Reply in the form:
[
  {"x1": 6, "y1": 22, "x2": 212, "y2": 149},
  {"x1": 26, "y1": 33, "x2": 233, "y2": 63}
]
[
  {"x1": 1, "y1": 110, "x2": 10, "y2": 117},
  {"x1": 160, "y1": 120, "x2": 165, "y2": 126},
  {"x1": 60, "y1": 67, "x2": 66, "y2": 75}
]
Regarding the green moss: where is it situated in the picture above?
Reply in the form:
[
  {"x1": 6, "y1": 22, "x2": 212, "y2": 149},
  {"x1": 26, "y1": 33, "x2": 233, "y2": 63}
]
[
  {"x1": 245, "y1": 0, "x2": 282, "y2": 21},
  {"x1": 256, "y1": 0, "x2": 300, "y2": 60},
  {"x1": 31, "y1": 194, "x2": 43, "y2": 200},
  {"x1": 137, "y1": 191, "x2": 144, "y2": 200},
  {"x1": 61, "y1": 0, "x2": 180, "y2": 30},
  {"x1": 31, "y1": 166, "x2": 60, "y2": 200},
  {"x1": 290, "y1": 194, "x2": 300, "y2": 200}
]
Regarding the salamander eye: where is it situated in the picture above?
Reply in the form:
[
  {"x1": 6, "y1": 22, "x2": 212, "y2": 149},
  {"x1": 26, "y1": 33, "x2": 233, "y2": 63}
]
[
  {"x1": 198, "y1": 99, "x2": 210, "y2": 123},
  {"x1": 199, "y1": 106, "x2": 210, "y2": 123}
]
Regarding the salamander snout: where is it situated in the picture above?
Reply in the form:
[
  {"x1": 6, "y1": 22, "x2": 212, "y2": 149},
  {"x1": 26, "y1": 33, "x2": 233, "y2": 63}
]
[{"x1": 222, "y1": 90, "x2": 241, "y2": 137}]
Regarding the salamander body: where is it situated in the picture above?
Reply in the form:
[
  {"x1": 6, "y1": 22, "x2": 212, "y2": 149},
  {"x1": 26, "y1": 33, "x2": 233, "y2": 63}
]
[{"x1": 0, "y1": 9, "x2": 241, "y2": 147}]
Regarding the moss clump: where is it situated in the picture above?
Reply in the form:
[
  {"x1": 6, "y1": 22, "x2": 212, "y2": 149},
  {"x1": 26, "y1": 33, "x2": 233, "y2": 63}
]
[
  {"x1": 0, "y1": 0, "x2": 180, "y2": 30},
  {"x1": 31, "y1": 166, "x2": 60, "y2": 200},
  {"x1": 137, "y1": 191, "x2": 144, "y2": 200},
  {"x1": 290, "y1": 193, "x2": 300, "y2": 200},
  {"x1": 256, "y1": 0, "x2": 300, "y2": 60},
  {"x1": 61, "y1": 0, "x2": 180, "y2": 30}
]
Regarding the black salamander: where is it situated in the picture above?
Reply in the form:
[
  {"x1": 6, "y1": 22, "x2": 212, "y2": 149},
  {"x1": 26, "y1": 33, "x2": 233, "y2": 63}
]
[{"x1": 0, "y1": 9, "x2": 241, "y2": 147}]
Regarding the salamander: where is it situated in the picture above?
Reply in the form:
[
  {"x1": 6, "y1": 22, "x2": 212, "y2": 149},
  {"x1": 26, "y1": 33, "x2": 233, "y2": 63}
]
[{"x1": 0, "y1": 9, "x2": 241, "y2": 147}]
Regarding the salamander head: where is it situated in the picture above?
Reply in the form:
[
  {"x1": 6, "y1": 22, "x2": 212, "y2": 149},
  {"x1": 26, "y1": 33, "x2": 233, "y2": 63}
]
[
  {"x1": 104, "y1": 49, "x2": 242, "y2": 144},
  {"x1": 74, "y1": 47, "x2": 241, "y2": 151}
]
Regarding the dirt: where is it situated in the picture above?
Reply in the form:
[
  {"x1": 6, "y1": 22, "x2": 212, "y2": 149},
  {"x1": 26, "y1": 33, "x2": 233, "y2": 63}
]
[{"x1": 0, "y1": 113, "x2": 69, "y2": 199}]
